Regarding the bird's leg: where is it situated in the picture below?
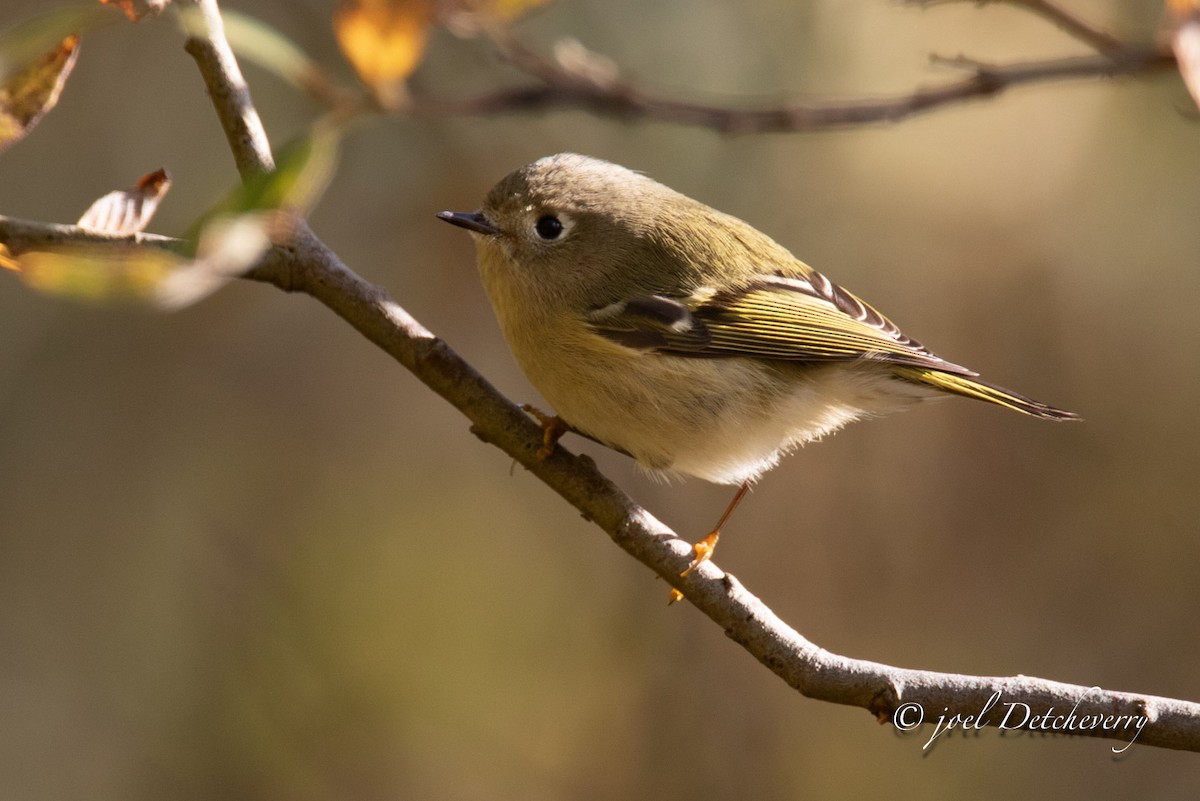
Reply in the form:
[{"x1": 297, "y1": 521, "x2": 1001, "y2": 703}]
[
  {"x1": 681, "y1": 480, "x2": 750, "y2": 576},
  {"x1": 669, "y1": 481, "x2": 752, "y2": 603},
  {"x1": 519, "y1": 403, "x2": 568, "y2": 460}
]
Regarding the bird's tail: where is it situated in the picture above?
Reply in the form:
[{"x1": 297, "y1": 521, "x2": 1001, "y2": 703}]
[{"x1": 890, "y1": 366, "x2": 1080, "y2": 421}]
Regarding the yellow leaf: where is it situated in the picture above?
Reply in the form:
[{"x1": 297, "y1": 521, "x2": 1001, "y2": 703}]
[
  {"x1": 0, "y1": 34, "x2": 79, "y2": 153},
  {"x1": 3, "y1": 244, "x2": 184, "y2": 303},
  {"x1": 78, "y1": 168, "x2": 172, "y2": 235},
  {"x1": 0, "y1": 243, "x2": 19, "y2": 271},
  {"x1": 334, "y1": 0, "x2": 434, "y2": 104},
  {"x1": 481, "y1": 0, "x2": 548, "y2": 20}
]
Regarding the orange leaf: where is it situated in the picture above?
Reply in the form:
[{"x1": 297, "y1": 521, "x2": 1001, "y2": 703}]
[
  {"x1": 481, "y1": 0, "x2": 548, "y2": 20},
  {"x1": 1168, "y1": 0, "x2": 1200, "y2": 110},
  {"x1": 100, "y1": 0, "x2": 171, "y2": 22},
  {"x1": 334, "y1": 0, "x2": 434, "y2": 104},
  {"x1": 78, "y1": 168, "x2": 173, "y2": 235},
  {"x1": 0, "y1": 34, "x2": 79, "y2": 153},
  {"x1": 0, "y1": 243, "x2": 19, "y2": 271}
]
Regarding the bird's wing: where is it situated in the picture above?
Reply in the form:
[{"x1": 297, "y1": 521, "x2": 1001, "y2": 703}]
[{"x1": 586, "y1": 268, "x2": 976, "y2": 375}]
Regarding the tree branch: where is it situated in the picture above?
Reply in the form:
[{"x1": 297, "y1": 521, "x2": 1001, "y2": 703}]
[
  {"x1": 249, "y1": 224, "x2": 1200, "y2": 755},
  {"x1": 907, "y1": 0, "x2": 1130, "y2": 55},
  {"x1": 0, "y1": 215, "x2": 179, "y2": 252},
  {"x1": 411, "y1": 46, "x2": 1172, "y2": 134},
  {"x1": 180, "y1": 0, "x2": 275, "y2": 178},
  {"x1": 396, "y1": 1, "x2": 1176, "y2": 135},
  {"x1": 3, "y1": 0, "x2": 1198, "y2": 756},
  {"x1": 6, "y1": 210, "x2": 1200, "y2": 753}
]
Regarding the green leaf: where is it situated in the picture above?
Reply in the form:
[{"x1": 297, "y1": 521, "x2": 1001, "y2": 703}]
[{"x1": 193, "y1": 120, "x2": 341, "y2": 238}]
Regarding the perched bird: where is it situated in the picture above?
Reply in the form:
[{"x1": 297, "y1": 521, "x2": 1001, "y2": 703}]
[{"x1": 438, "y1": 153, "x2": 1077, "y2": 586}]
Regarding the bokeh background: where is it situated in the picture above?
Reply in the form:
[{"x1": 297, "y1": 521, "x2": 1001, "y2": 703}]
[{"x1": 3, "y1": 0, "x2": 1199, "y2": 798}]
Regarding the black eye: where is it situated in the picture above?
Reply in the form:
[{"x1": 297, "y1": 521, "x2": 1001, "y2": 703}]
[{"x1": 534, "y1": 215, "x2": 564, "y2": 240}]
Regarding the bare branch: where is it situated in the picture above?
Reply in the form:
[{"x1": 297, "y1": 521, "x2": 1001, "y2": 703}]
[
  {"x1": 1000, "y1": 0, "x2": 1129, "y2": 53},
  {"x1": 246, "y1": 225, "x2": 1200, "y2": 756},
  {"x1": 4, "y1": 0, "x2": 1199, "y2": 757},
  {"x1": 907, "y1": 0, "x2": 1129, "y2": 54},
  {"x1": 10, "y1": 213, "x2": 1200, "y2": 753},
  {"x1": 249, "y1": 0, "x2": 1170, "y2": 133},
  {"x1": 411, "y1": 42, "x2": 1173, "y2": 134},
  {"x1": 0, "y1": 214, "x2": 180, "y2": 253},
  {"x1": 180, "y1": 0, "x2": 275, "y2": 178}
]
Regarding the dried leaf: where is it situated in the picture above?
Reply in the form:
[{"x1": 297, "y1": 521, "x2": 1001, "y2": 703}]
[
  {"x1": 334, "y1": 0, "x2": 434, "y2": 105},
  {"x1": 1168, "y1": 0, "x2": 1200, "y2": 110},
  {"x1": 440, "y1": 0, "x2": 549, "y2": 38},
  {"x1": 553, "y1": 38, "x2": 618, "y2": 89},
  {"x1": 0, "y1": 35, "x2": 79, "y2": 153},
  {"x1": 78, "y1": 168, "x2": 172, "y2": 235},
  {"x1": 0, "y1": 3, "x2": 116, "y2": 134},
  {"x1": 4, "y1": 119, "x2": 340, "y2": 309},
  {"x1": 100, "y1": 0, "x2": 171, "y2": 22}
]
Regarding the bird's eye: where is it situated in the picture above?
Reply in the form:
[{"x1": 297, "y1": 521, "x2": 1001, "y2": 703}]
[{"x1": 534, "y1": 215, "x2": 564, "y2": 240}]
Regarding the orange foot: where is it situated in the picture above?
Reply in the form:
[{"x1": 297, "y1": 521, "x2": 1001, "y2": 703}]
[
  {"x1": 666, "y1": 482, "x2": 751, "y2": 605},
  {"x1": 519, "y1": 403, "x2": 568, "y2": 460},
  {"x1": 680, "y1": 530, "x2": 720, "y2": 577},
  {"x1": 667, "y1": 531, "x2": 721, "y2": 604}
]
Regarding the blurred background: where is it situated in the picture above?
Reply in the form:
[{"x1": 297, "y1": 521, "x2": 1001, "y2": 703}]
[{"x1": 2, "y1": 0, "x2": 1199, "y2": 797}]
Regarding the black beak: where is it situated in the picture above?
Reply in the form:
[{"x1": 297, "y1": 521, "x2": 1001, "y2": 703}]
[{"x1": 437, "y1": 210, "x2": 498, "y2": 235}]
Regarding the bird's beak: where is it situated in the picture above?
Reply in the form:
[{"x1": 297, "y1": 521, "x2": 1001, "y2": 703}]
[{"x1": 436, "y1": 210, "x2": 498, "y2": 236}]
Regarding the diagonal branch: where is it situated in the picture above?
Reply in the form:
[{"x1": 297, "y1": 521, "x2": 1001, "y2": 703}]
[
  {"x1": 6, "y1": 207, "x2": 1200, "y2": 753},
  {"x1": 181, "y1": 0, "x2": 274, "y2": 178},
  {"x1": 3, "y1": 0, "x2": 1199, "y2": 757},
  {"x1": 247, "y1": 222, "x2": 1200, "y2": 755}
]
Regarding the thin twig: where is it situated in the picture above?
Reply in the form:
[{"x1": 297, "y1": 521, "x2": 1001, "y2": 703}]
[
  {"x1": 907, "y1": 0, "x2": 1129, "y2": 54},
  {"x1": 410, "y1": 43, "x2": 1172, "y2": 134},
  {"x1": 0, "y1": 215, "x2": 180, "y2": 252},
  {"x1": 1002, "y1": 0, "x2": 1129, "y2": 54},
  {"x1": 180, "y1": 0, "x2": 275, "y2": 178}
]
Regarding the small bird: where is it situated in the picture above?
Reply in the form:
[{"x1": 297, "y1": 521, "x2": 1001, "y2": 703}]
[{"x1": 438, "y1": 153, "x2": 1078, "y2": 589}]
